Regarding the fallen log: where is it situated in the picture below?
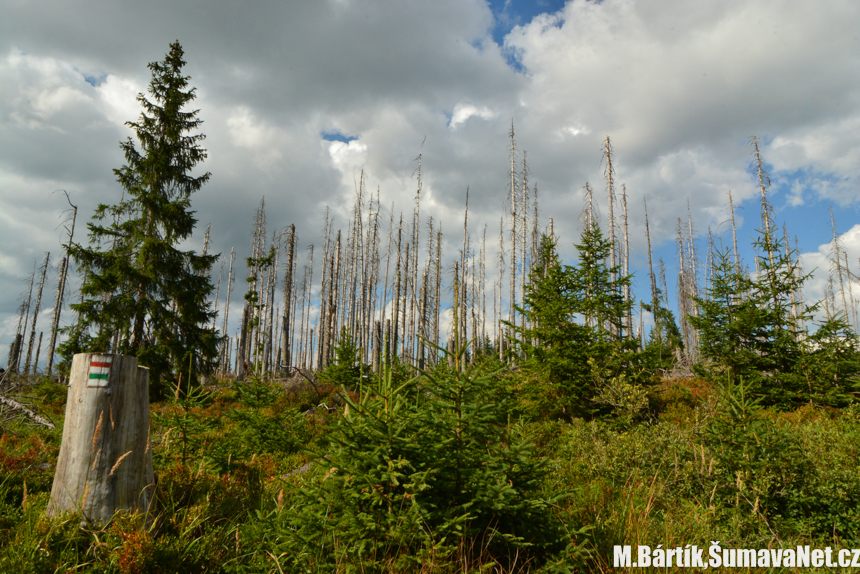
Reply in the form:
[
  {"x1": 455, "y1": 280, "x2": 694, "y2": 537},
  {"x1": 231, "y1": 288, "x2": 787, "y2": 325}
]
[{"x1": 0, "y1": 393, "x2": 56, "y2": 429}]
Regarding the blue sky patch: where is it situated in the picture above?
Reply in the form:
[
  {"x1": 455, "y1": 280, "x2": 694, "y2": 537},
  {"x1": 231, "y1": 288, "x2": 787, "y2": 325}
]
[
  {"x1": 321, "y1": 130, "x2": 358, "y2": 143},
  {"x1": 83, "y1": 73, "x2": 107, "y2": 87},
  {"x1": 487, "y1": 0, "x2": 568, "y2": 46},
  {"x1": 487, "y1": 0, "x2": 567, "y2": 72}
]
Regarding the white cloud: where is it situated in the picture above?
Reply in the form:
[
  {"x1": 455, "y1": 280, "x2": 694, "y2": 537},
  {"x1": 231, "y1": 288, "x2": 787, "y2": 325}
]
[
  {"x1": 226, "y1": 106, "x2": 285, "y2": 169},
  {"x1": 449, "y1": 102, "x2": 496, "y2": 127},
  {"x1": 328, "y1": 139, "x2": 368, "y2": 167},
  {"x1": 1, "y1": 50, "x2": 100, "y2": 133},
  {"x1": 558, "y1": 125, "x2": 590, "y2": 138},
  {"x1": 96, "y1": 73, "x2": 143, "y2": 129},
  {"x1": 2, "y1": 0, "x2": 860, "y2": 351}
]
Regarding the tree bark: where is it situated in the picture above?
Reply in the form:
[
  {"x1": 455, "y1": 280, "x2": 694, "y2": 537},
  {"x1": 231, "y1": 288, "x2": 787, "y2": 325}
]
[{"x1": 47, "y1": 353, "x2": 154, "y2": 526}]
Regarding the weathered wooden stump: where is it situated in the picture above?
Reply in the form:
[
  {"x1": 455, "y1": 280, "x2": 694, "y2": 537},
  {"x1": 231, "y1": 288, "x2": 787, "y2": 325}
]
[{"x1": 46, "y1": 353, "x2": 155, "y2": 525}]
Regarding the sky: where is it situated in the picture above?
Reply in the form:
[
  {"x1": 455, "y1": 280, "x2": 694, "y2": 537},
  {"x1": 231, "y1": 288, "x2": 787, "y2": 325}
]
[{"x1": 2, "y1": 0, "x2": 860, "y2": 365}]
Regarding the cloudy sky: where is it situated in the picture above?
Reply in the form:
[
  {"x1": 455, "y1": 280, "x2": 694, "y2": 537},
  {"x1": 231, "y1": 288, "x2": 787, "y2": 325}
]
[{"x1": 2, "y1": 0, "x2": 860, "y2": 362}]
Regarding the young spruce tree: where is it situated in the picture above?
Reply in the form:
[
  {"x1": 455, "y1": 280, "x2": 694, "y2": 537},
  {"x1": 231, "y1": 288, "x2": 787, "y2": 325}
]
[
  {"x1": 691, "y1": 234, "x2": 857, "y2": 408},
  {"x1": 512, "y1": 228, "x2": 637, "y2": 419},
  {"x1": 511, "y1": 235, "x2": 595, "y2": 417},
  {"x1": 690, "y1": 243, "x2": 767, "y2": 386},
  {"x1": 62, "y1": 41, "x2": 218, "y2": 395}
]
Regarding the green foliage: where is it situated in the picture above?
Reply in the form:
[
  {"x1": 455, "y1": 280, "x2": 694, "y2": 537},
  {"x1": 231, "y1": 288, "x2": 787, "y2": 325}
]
[
  {"x1": 317, "y1": 327, "x2": 365, "y2": 388},
  {"x1": 242, "y1": 246, "x2": 276, "y2": 366},
  {"x1": 509, "y1": 236, "x2": 595, "y2": 418},
  {"x1": 152, "y1": 378, "x2": 215, "y2": 465},
  {"x1": 691, "y1": 244, "x2": 769, "y2": 385},
  {"x1": 232, "y1": 374, "x2": 279, "y2": 408},
  {"x1": 800, "y1": 314, "x2": 860, "y2": 406},
  {"x1": 748, "y1": 228, "x2": 821, "y2": 407},
  {"x1": 4, "y1": 371, "x2": 860, "y2": 572},
  {"x1": 569, "y1": 223, "x2": 632, "y2": 338},
  {"x1": 588, "y1": 356, "x2": 649, "y2": 428},
  {"x1": 205, "y1": 378, "x2": 311, "y2": 473},
  {"x1": 268, "y1": 361, "x2": 567, "y2": 571},
  {"x1": 640, "y1": 291, "x2": 683, "y2": 375},
  {"x1": 60, "y1": 41, "x2": 218, "y2": 396},
  {"x1": 796, "y1": 404, "x2": 860, "y2": 538},
  {"x1": 703, "y1": 379, "x2": 812, "y2": 535},
  {"x1": 30, "y1": 377, "x2": 68, "y2": 407},
  {"x1": 692, "y1": 237, "x2": 859, "y2": 409},
  {"x1": 511, "y1": 232, "x2": 639, "y2": 419}
]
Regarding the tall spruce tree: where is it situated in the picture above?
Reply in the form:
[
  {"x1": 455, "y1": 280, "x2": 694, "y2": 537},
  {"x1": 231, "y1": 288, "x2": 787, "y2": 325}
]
[
  {"x1": 746, "y1": 229, "x2": 813, "y2": 406},
  {"x1": 61, "y1": 41, "x2": 217, "y2": 393}
]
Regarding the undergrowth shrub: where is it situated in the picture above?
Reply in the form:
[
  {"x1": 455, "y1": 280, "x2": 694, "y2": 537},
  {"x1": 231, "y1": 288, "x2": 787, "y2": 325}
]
[
  {"x1": 704, "y1": 379, "x2": 813, "y2": 538},
  {"x1": 260, "y1": 359, "x2": 570, "y2": 572},
  {"x1": 787, "y1": 403, "x2": 860, "y2": 540}
]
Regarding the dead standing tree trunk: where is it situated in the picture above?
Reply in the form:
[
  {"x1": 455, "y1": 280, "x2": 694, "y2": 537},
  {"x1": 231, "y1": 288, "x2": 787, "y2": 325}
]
[
  {"x1": 47, "y1": 353, "x2": 154, "y2": 526},
  {"x1": 47, "y1": 192, "x2": 77, "y2": 376},
  {"x1": 281, "y1": 224, "x2": 296, "y2": 370},
  {"x1": 603, "y1": 136, "x2": 618, "y2": 337},
  {"x1": 392, "y1": 218, "x2": 403, "y2": 360},
  {"x1": 508, "y1": 122, "x2": 517, "y2": 347},
  {"x1": 25, "y1": 252, "x2": 50, "y2": 375},
  {"x1": 220, "y1": 248, "x2": 235, "y2": 376},
  {"x1": 14, "y1": 264, "x2": 36, "y2": 373},
  {"x1": 622, "y1": 184, "x2": 632, "y2": 335}
]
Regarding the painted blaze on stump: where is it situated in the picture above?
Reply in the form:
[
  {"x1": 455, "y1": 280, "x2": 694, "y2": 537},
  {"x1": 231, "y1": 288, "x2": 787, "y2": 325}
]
[{"x1": 46, "y1": 353, "x2": 155, "y2": 525}]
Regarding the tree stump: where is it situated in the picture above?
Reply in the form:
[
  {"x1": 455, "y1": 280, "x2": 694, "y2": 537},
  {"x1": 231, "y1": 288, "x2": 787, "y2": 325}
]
[{"x1": 46, "y1": 353, "x2": 155, "y2": 525}]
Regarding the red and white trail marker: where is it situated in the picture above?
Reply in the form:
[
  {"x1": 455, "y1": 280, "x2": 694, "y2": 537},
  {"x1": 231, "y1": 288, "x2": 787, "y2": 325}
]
[{"x1": 87, "y1": 355, "x2": 112, "y2": 388}]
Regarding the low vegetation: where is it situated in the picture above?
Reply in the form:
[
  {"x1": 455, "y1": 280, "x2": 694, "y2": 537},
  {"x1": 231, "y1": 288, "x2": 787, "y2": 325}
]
[{"x1": 1, "y1": 355, "x2": 860, "y2": 572}]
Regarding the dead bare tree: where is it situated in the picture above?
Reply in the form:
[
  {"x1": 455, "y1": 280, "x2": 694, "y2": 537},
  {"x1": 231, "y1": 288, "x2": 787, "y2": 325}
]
[
  {"x1": 392, "y1": 216, "x2": 403, "y2": 360},
  {"x1": 302, "y1": 246, "x2": 315, "y2": 370},
  {"x1": 751, "y1": 136, "x2": 776, "y2": 271},
  {"x1": 24, "y1": 252, "x2": 50, "y2": 375},
  {"x1": 281, "y1": 224, "x2": 296, "y2": 370},
  {"x1": 508, "y1": 120, "x2": 518, "y2": 341},
  {"x1": 603, "y1": 137, "x2": 617, "y2": 288},
  {"x1": 418, "y1": 268, "x2": 428, "y2": 370},
  {"x1": 531, "y1": 183, "x2": 540, "y2": 272},
  {"x1": 453, "y1": 260, "x2": 460, "y2": 370},
  {"x1": 622, "y1": 184, "x2": 632, "y2": 335},
  {"x1": 410, "y1": 148, "x2": 423, "y2": 365},
  {"x1": 520, "y1": 152, "x2": 529, "y2": 340},
  {"x1": 381, "y1": 205, "x2": 395, "y2": 343},
  {"x1": 220, "y1": 248, "x2": 235, "y2": 375},
  {"x1": 461, "y1": 187, "x2": 470, "y2": 357},
  {"x1": 728, "y1": 190, "x2": 741, "y2": 273},
  {"x1": 400, "y1": 242, "x2": 412, "y2": 362},
  {"x1": 317, "y1": 209, "x2": 333, "y2": 369},
  {"x1": 12, "y1": 264, "x2": 36, "y2": 373},
  {"x1": 830, "y1": 206, "x2": 849, "y2": 320},
  {"x1": 46, "y1": 191, "x2": 77, "y2": 376},
  {"x1": 481, "y1": 225, "x2": 487, "y2": 349},
  {"x1": 434, "y1": 225, "x2": 442, "y2": 364},
  {"x1": 644, "y1": 199, "x2": 660, "y2": 340},
  {"x1": 498, "y1": 217, "x2": 505, "y2": 360}
]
